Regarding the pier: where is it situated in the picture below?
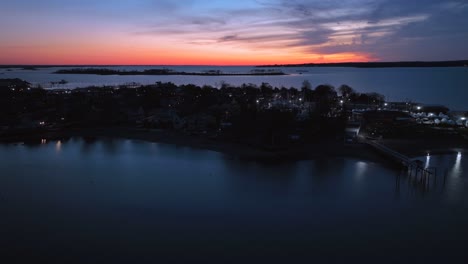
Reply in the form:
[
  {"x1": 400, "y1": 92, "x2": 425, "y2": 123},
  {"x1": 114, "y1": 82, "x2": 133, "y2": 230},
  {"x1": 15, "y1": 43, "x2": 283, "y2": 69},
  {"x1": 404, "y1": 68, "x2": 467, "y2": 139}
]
[{"x1": 366, "y1": 139, "x2": 439, "y2": 191}]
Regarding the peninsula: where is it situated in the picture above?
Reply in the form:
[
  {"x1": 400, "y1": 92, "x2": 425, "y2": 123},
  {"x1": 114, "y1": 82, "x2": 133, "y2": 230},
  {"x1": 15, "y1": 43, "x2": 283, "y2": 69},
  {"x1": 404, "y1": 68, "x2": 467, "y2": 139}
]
[
  {"x1": 54, "y1": 68, "x2": 286, "y2": 76},
  {"x1": 1, "y1": 78, "x2": 467, "y2": 161}
]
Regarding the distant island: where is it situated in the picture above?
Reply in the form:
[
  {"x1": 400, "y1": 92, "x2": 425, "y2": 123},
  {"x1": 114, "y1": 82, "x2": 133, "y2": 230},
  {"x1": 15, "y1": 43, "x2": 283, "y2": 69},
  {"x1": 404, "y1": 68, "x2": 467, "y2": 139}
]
[
  {"x1": 257, "y1": 60, "x2": 468, "y2": 68},
  {"x1": 53, "y1": 68, "x2": 286, "y2": 76}
]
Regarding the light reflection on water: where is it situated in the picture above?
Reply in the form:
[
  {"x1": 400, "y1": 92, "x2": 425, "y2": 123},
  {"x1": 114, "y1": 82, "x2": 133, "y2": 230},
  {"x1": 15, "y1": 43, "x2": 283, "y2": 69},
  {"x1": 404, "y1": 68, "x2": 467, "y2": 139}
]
[
  {"x1": 425, "y1": 153, "x2": 431, "y2": 169},
  {"x1": 1, "y1": 139, "x2": 468, "y2": 261},
  {"x1": 419, "y1": 151, "x2": 466, "y2": 203},
  {"x1": 453, "y1": 152, "x2": 463, "y2": 177},
  {"x1": 55, "y1": 140, "x2": 62, "y2": 153},
  {"x1": 355, "y1": 161, "x2": 368, "y2": 181}
]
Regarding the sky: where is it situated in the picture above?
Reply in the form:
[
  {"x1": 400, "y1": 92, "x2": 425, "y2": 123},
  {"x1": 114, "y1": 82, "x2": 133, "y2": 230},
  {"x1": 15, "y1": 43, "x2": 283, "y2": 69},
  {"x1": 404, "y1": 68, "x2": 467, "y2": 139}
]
[{"x1": 1, "y1": 0, "x2": 467, "y2": 65}]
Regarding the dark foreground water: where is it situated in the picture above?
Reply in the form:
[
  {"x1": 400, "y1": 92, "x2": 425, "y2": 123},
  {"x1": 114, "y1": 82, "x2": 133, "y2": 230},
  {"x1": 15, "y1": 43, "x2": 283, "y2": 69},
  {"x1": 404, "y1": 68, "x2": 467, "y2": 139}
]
[{"x1": 0, "y1": 139, "x2": 467, "y2": 263}]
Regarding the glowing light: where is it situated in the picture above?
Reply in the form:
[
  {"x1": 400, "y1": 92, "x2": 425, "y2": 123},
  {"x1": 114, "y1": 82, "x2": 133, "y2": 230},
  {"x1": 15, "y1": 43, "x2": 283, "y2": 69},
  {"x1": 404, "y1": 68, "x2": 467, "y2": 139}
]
[{"x1": 416, "y1": 106, "x2": 422, "y2": 110}]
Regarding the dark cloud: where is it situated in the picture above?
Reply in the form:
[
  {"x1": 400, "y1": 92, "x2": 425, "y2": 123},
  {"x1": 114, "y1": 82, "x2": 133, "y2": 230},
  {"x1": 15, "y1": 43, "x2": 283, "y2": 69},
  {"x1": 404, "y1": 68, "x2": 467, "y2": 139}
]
[
  {"x1": 191, "y1": 17, "x2": 226, "y2": 26},
  {"x1": 290, "y1": 28, "x2": 334, "y2": 46},
  {"x1": 218, "y1": 35, "x2": 238, "y2": 42},
  {"x1": 274, "y1": 0, "x2": 468, "y2": 59},
  {"x1": 218, "y1": 33, "x2": 296, "y2": 44},
  {"x1": 133, "y1": 0, "x2": 468, "y2": 60}
]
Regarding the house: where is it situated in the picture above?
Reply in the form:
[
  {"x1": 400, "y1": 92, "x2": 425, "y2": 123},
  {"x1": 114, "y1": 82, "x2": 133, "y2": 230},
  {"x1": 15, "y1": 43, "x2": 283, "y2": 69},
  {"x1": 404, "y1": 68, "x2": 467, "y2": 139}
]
[
  {"x1": 362, "y1": 110, "x2": 415, "y2": 125},
  {"x1": 0, "y1": 78, "x2": 31, "y2": 92},
  {"x1": 184, "y1": 113, "x2": 217, "y2": 133},
  {"x1": 143, "y1": 109, "x2": 183, "y2": 129},
  {"x1": 414, "y1": 104, "x2": 450, "y2": 115}
]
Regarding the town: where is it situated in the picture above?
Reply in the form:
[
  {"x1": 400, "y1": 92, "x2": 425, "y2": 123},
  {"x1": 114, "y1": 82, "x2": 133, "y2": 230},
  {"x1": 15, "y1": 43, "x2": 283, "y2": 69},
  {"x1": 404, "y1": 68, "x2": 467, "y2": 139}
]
[{"x1": 1, "y1": 78, "x2": 467, "y2": 156}]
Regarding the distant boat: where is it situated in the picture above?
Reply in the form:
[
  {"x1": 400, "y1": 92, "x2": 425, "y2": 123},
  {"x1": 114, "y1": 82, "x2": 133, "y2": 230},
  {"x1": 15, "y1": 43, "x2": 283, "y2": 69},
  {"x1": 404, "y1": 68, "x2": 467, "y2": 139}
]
[{"x1": 296, "y1": 70, "x2": 309, "y2": 74}]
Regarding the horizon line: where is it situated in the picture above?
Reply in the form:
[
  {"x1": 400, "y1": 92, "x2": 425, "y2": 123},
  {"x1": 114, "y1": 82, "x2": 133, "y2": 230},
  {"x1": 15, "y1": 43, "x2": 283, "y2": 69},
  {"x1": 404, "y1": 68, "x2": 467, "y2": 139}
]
[{"x1": 1, "y1": 59, "x2": 468, "y2": 67}]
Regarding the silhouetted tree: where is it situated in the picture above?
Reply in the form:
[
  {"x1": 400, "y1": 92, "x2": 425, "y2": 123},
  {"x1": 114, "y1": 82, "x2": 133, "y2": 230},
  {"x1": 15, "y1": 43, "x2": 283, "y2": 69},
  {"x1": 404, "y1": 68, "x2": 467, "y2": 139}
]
[
  {"x1": 338, "y1": 85, "x2": 356, "y2": 99},
  {"x1": 314, "y1": 85, "x2": 337, "y2": 116}
]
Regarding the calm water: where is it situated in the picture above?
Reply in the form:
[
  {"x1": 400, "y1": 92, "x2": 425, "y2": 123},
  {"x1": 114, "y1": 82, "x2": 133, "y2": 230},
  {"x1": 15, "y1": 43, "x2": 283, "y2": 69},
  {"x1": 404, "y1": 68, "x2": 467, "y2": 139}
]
[
  {"x1": 2, "y1": 66, "x2": 468, "y2": 110},
  {"x1": 0, "y1": 139, "x2": 467, "y2": 262}
]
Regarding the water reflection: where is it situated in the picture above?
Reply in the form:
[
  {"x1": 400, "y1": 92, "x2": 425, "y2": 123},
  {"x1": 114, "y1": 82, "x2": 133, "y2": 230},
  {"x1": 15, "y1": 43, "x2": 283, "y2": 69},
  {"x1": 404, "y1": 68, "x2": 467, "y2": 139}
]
[
  {"x1": 80, "y1": 137, "x2": 98, "y2": 154},
  {"x1": 55, "y1": 140, "x2": 62, "y2": 152},
  {"x1": 355, "y1": 161, "x2": 368, "y2": 181},
  {"x1": 425, "y1": 153, "x2": 431, "y2": 169},
  {"x1": 417, "y1": 151, "x2": 467, "y2": 203},
  {"x1": 452, "y1": 152, "x2": 463, "y2": 177},
  {"x1": 2, "y1": 139, "x2": 468, "y2": 260},
  {"x1": 221, "y1": 159, "x2": 297, "y2": 196},
  {"x1": 101, "y1": 138, "x2": 119, "y2": 155}
]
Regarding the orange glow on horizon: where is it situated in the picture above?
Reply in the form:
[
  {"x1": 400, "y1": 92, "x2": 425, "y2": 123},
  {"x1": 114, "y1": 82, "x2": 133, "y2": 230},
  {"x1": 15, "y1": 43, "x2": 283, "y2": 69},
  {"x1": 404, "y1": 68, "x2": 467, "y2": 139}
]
[
  {"x1": 0, "y1": 39, "x2": 375, "y2": 66},
  {"x1": 0, "y1": 50, "x2": 375, "y2": 66}
]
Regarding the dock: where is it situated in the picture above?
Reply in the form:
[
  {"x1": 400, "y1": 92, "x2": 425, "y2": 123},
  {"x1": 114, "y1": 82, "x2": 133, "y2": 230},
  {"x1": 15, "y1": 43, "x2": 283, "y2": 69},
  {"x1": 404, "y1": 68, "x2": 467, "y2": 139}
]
[{"x1": 366, "y1": 139, "x2": 438, "y2": 191}]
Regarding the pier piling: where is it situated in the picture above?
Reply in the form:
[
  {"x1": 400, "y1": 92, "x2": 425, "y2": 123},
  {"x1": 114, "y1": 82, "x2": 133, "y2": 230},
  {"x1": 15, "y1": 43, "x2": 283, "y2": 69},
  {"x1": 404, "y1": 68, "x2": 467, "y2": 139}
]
[{"x1": 366, "y1": 139, "x2": 437, "y2": 190}]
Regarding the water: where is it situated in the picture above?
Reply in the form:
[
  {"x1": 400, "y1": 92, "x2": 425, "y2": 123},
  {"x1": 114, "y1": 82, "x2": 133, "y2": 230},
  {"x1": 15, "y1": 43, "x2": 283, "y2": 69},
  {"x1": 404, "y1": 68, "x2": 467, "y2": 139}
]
[
  {"x1": 1, "y1": 139, "x2": 467, "y2": 262},
  {"x1": 2, "y1": 66, "x2": 467, "y2": 110},
  {"x1": 422, "y1": 151, "x2": 467, "y2": 204}
]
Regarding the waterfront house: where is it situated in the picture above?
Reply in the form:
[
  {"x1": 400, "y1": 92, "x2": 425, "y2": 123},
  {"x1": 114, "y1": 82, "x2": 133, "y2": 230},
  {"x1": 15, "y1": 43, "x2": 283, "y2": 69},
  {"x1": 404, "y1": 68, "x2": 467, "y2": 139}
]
[
  {"x1": 143, "y1": 109, "x2": 183, "y2": 129},
  {"x1": 184, "y1": 113, "x2": 217, "y2": 133},
  {"x1": 0, "y1": 78, "x2": 31, "y2": 91},
  {"x1": 415, "y1": 104, "x2": 450, "y2": 115},
  {"x1": 362, "y1": 110, "x2": 415, "y2": 125}
]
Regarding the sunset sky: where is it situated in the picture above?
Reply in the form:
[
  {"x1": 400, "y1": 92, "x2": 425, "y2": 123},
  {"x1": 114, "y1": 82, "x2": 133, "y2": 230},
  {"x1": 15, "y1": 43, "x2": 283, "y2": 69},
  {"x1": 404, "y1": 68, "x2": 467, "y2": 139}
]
[{"x1": 1, "y1": 0, "x2": 467, "y2": 65}]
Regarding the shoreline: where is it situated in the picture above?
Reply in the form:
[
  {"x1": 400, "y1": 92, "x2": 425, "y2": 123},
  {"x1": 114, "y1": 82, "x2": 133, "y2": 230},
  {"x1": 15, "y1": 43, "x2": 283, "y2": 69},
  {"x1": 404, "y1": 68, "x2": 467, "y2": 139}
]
[
  {"x1": 53, "y1": 69, "x2": 287, "y2": 76},
  {"x1": 380, "y1": 138, "x2": 468, "y2": 158},
  {"x1": 2, "y1": 128, "x2": 466, "y2": 165},
  {"x1": 1, "y1": 127, "x2": 388, "y2": 164}
]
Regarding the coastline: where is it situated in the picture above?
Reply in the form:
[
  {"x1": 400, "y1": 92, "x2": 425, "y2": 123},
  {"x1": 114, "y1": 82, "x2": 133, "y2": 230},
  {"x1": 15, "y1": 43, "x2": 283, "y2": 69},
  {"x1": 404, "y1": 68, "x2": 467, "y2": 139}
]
[
  {"x1": 2, "y1": 128, "x2": 467, "y2": 165},
  {"x1": 53, "y1": 69, "x2": 287, "y2": 76},
  {"x1": 380, "y1": 138, "x2": 468, "y2": 158},
  {"x1": 0, "y1": 127, "x2": 387, "y2": 164}
]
